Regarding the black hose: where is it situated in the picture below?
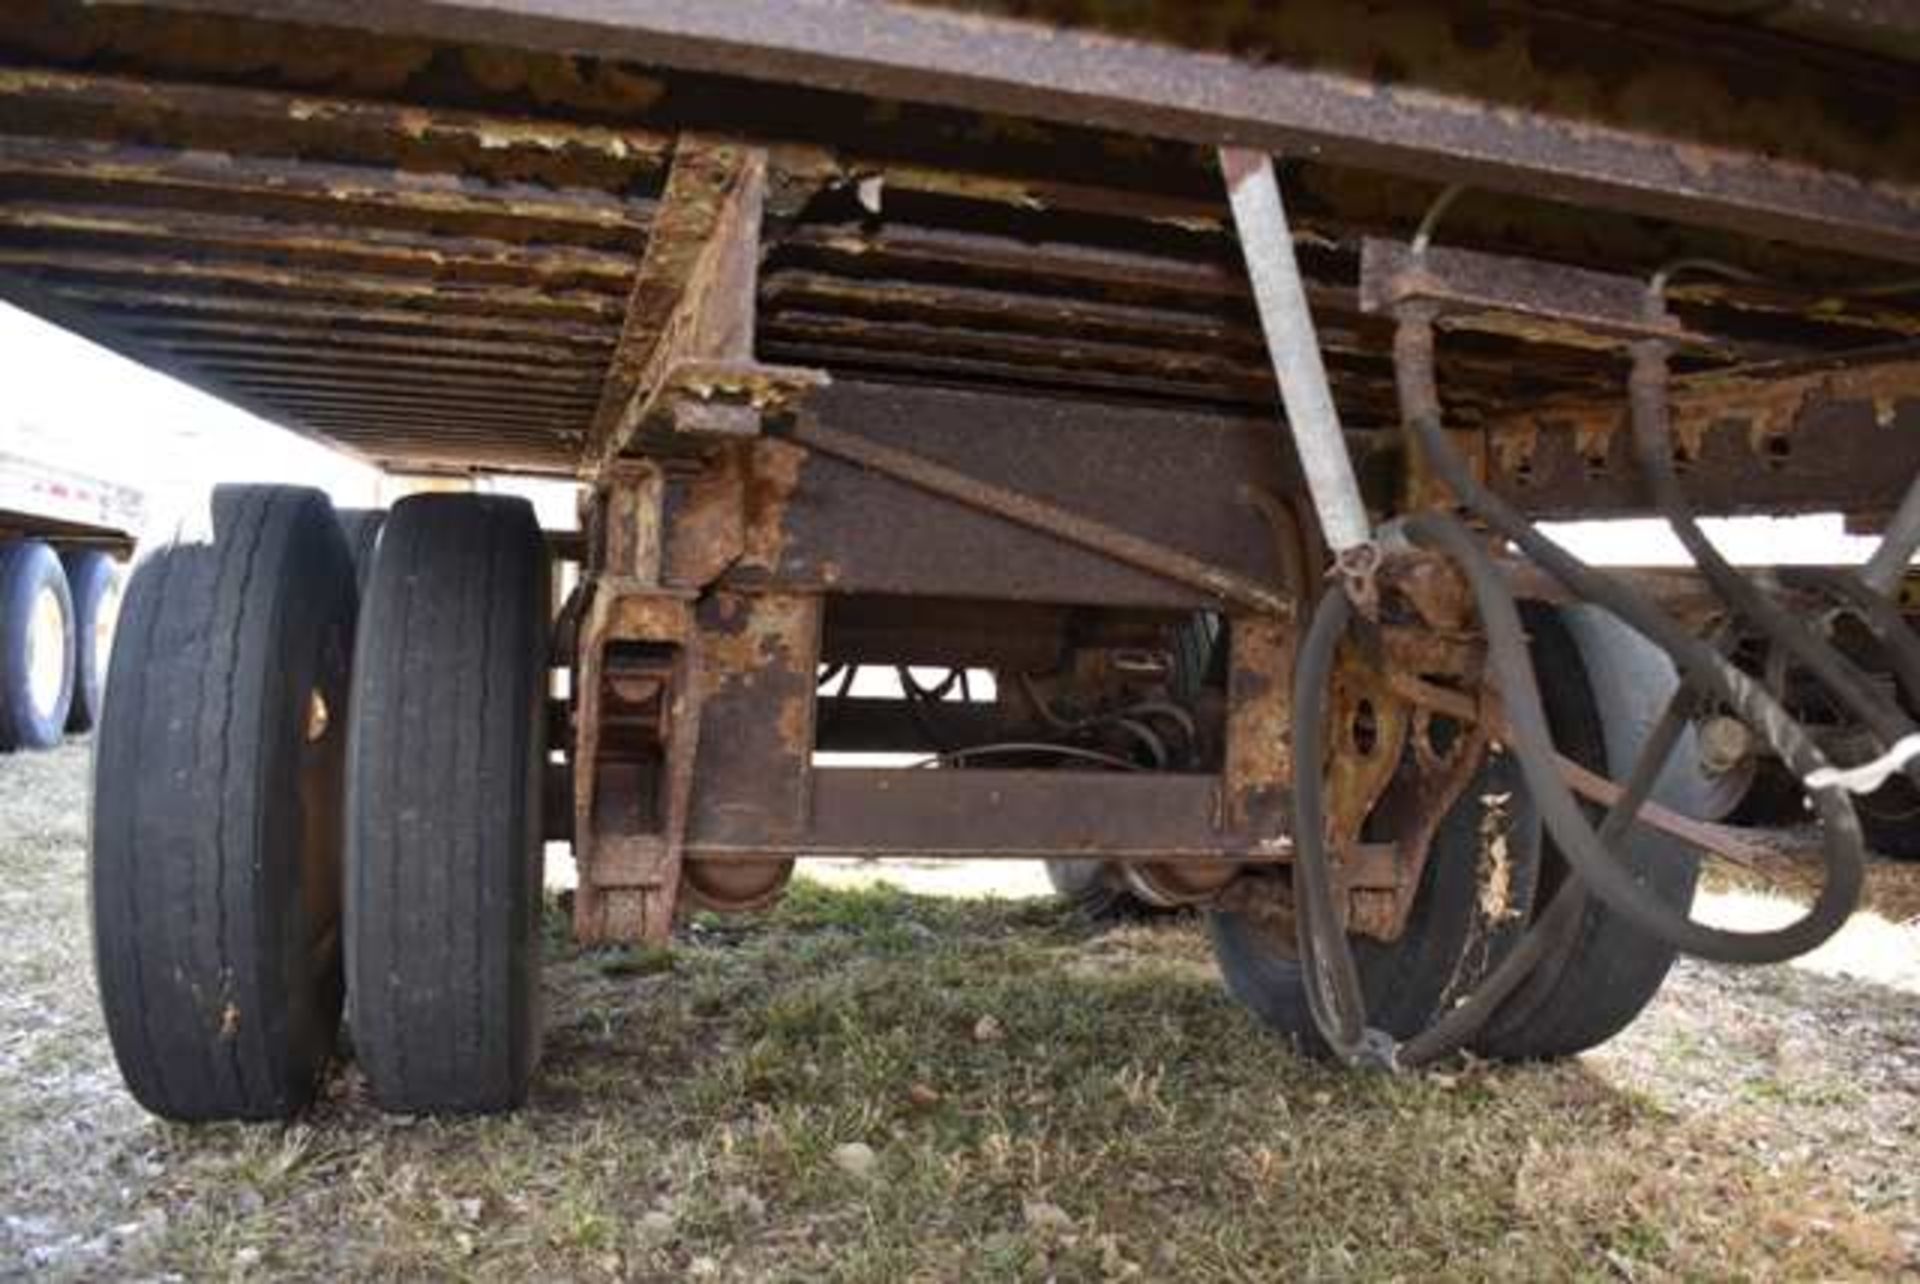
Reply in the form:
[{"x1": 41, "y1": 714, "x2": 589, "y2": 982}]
[
  {"x1": 1859, "y1": 467, "x2": 1920, "y2": 594},
  {"x1": 1398, "y1": 673, "x2": 1690, "y2": 1065},
  {"x1": 1625, "y1": 341, "x2": 1920, "y2": 778},
  {"x1": 1781, "y1": 567, "x2": 1920, "y2": 715},
  {"x1": 1287, "y1": 564, "x2": 1681, "y2": 1066},
  {"x1": 1389, "y1": 312, "x2": 1863, "y2": 963},
  {"x1": 1288, "y1": 586, "x2": 1388, "y2": 1065},
  {"x1": 1405, "y1": 512, "x2": 1864, "y2": 962},
  {"x1": 1283, "y1": 303, "x2": 1879, "y2": 1068}
]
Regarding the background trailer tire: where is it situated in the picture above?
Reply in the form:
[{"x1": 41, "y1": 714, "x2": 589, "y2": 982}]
[
  {"x1": 0, "y1": 540, "x2": 74, "y2": 752},
  {"x1": 60, "y1": 548, "x2": 121, "y2": 734},
  {"x1": 1044, "y1": 615, "x2": 1221, "y2": 918},
  {"x1": 91, "y1": 487, "x2": 357, "y2": 1121},
  {"x1": 345, "y1": 494, "x2": 549, "y2": 1116},
  {"x1": 1044, "y1": 859, "x2": 1142, "y2": 919}
]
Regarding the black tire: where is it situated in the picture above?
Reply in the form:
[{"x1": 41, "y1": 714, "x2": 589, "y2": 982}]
[
  {"x1": 61, "y1": 549, "x2": 122, "y2": 734},
  {"x1": 1474, "y1": 605, "x2": 1706, "y2": 1059},
  {"x1": 1849, "y1": 778, "x2": 1920, "y2": 860},
  {"x1": 346, "y1": 494, "x2": 549, "y2": 1115},
  {"x1": 92, "y1": 487, "x2": 356, "y2": 1121},
  {"x1": 1725, "y1": 761, "x2": 1920, "y2": 854},
  {"x1": 335, "y1": 508, "x2": 385, "y2": 593},
  {"x1": 1043, "y1": 614, "x2": 1219, "y2": 918},
  {"x1": 1045, "y1": 859, "x2": 1138, "y2": 917},
  {"x1": 1209, "y1": 741, "x2": 1543, "y2": 1056},
  {"x1": 0, "y1": 540, "x2": 75, "y2": 751}
]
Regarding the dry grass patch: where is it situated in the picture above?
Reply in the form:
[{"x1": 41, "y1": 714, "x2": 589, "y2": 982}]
[{"x1": 2, "y1": 744, "x2": 1915, "y2": 1280}]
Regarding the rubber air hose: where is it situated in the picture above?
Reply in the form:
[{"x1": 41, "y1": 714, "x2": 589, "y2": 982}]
[
  {"x1": 1288, "y1": 585, "x2": 1385, "y2": 1064},
  {"x1": 1288, "y1": 569, "x2": 1693, "y2": 1065},
  {"x1": 1390, "y1": 313, "x2": 1863, "y2": 963},
  {"x1": 1401, "y1": 509, "x2": 1862, "y2": 963},
  {"x1": 1626, "y1": 342, "x2": 1920, "y2": 778}
]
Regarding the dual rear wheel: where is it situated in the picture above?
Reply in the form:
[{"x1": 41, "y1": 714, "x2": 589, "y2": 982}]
[
  {"x1": 92, "y1": 487, "x2": 549, "y2": 1120},
  {"x1": 0, "y1": 542, "x2": 120, "y2": 750}
]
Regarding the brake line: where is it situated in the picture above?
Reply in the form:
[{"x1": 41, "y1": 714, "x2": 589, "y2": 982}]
[
  {"x1": 1626, "y1": 339, "x2": 1920, "y2": 782},
  {"x1": 1283, "y1": 308, "x2": 1876, "y2": 1068},
  {"x1": 1224, "y1": 155, "x2": 1882, "y2": 1068}
]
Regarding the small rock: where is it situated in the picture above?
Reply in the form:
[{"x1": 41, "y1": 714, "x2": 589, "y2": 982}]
[
  {"x1": 1022, "y1": 1199, "x2": 1074, "y2": 1236},
  {"x1": 721, "y1": 1185, "x2": 765, "y2": 1220},
  {"x1": 1099, "y1": 1233, "x2": 1141, "y2": 1279},
  {"x1": 688, "y1": 1254, "x2": 720, "y2": 1278},
  {"x1": 233, "y1": 1247, "x2": 262, "y2": 1270},
  {"x1": 973, "y1": 1015, "x2": 1004, "y2": 1043},
  {"x1": 831, "y1": 1141, "x2": 878, "y2": 1180},
  {"x1": 638, "y1": 1209, "x2": 676, "y2": 1240}
]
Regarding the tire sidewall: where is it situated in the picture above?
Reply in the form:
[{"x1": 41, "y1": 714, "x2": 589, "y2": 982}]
[
  {"x1": 1209, "y1": 741, "x2": 1544, "y2": 1054},
  {"x1": 1, "y1": 541, "x2": 75, "y2": 750},
  {"x1": 61, "y1": 549, "x2": 120, "y2": 733}
]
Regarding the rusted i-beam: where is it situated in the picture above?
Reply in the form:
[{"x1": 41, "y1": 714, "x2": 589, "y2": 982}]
[
  {"x1": 788, "y1": 417, "x2": 1295, "y2": 617},
  {"x1": 0, "y1": 135, "x2": 645, "y2": 235},
  {"x1": 584, "y1": 137, "x2": 770, "y2": 471},
  {"x1": 122, "y1": 0, "x2": 1920, "y2": 261}
]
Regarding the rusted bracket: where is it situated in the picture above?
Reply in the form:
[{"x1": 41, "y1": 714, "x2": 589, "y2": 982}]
[
  {"x1": 572, "y1": 587, "x2": 705, "y2": 946},
  {"x1": 627, "y1": 358, "x2": 825, "y2": 451},
  {"x1": 584, "y1": 135, "x2": 825, "y2": 472},
  {"x1": 1377, "y1": 661, "x2": 1786, "y2": 870},
  {"x1": 1359, "y1": 239, "x2": 1709, "y2": 354},
  {"x1": 571, "y1": 460, "x2": 701, "y2": 945}
]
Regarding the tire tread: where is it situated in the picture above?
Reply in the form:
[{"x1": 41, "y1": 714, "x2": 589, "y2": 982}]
[
  {"x1": 92, "y1": 487, "x2": 352, "y2": 1120},
  {"x1": 347, "y1": 494, "x2": 546, "y2": 1114}
]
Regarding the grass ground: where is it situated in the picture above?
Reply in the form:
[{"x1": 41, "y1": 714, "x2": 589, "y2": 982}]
[{"x1": 2, "y1": 741, "x2": 1916, "y2": 1281}]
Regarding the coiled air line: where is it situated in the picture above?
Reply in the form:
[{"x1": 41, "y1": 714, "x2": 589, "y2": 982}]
[{"x1": 1224, "y1": 151, "x2": 1889, "y2": 1069}]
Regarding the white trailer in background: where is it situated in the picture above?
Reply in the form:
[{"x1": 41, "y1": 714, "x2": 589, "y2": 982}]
[{"x1": 0, "y1": 450, "x2": 143, "y2": 751}]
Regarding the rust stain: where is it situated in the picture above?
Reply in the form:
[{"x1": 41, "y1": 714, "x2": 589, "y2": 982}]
[
  {"x1": 740, "y1": 438, "x2": 807, "y2": 573},
  {"x1": 1223, "y1": 612, "x2": 1296, "y2": 830}
]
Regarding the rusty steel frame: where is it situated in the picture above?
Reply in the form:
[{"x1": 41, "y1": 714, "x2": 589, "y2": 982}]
[
  {"x1": 13, "y1": 4, "x2": 1916, "y2": 952},
  {"x1": 788, "y1": 417, "x2": 1293, "y2": 618},
  {"x1": 562, "y1": 196, "x2": 1892, "y2": 946},
  {"x1": 4, "y1": 9, "x2": 1918, "y2": 491},
  {"x1": 584, "y1": 137, "x2": 826, "y2": 469},
  {"x1": 553, "y1": 153, "x2": 1362, "y2": 943},
  {"x1": 1472, "y1": 345, "x2": 1920, "y2": 521},
  {"x1": 114, "y1": 0, "x2": 1920, "y2": 262},
  {"x1": 557, "y1": 131, "x2": 1335, "y2": 945}
]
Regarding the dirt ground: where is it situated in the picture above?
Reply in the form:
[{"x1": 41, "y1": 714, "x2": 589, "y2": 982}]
[{"x1": 2, "y1": 741, "x2": 1917, "y2": 1281}]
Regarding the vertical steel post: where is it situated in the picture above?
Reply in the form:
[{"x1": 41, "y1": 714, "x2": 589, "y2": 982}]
[{"x1": 1222, "y1": 148, "x2": 1372, "y2": 556}]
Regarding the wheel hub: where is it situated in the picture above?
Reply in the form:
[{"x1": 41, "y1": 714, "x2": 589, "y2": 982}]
[{"x1": 25, "y1": 583, "x2": 66, "y2": 720}]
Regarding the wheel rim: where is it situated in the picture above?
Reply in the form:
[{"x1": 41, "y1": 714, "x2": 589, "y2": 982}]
[
  {"x1": 25, "y1": 584, "x2": 66, "y2": 719},
  {"x1": 93, "y1": 576, "x2": 122, "y2": 688}
]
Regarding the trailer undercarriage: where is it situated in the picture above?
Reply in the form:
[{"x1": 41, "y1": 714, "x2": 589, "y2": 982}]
[{"x1": 11, "y1": 0, "x2": 1920, "y2": 1117}]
